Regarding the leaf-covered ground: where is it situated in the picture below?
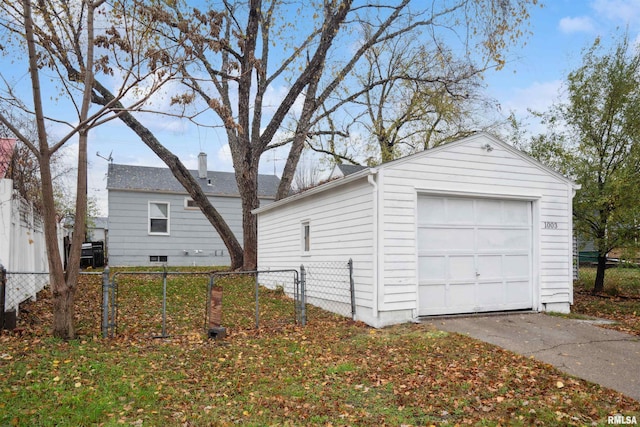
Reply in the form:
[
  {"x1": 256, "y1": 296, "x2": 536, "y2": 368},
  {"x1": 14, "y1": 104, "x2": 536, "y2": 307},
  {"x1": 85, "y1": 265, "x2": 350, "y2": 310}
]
[
  {"x1": 573, "y1": 267, "x2": 640, "y2": 335},
  {"x1": 1, "y1": 270, "x2": 638, "y2": 426}
]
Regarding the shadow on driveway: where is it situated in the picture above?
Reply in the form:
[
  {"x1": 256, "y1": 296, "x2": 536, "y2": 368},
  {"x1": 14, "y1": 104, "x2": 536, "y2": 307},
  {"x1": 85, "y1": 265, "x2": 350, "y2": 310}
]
[{"x1": 423, "y1": 312, "x2": 640, "y2": 402}]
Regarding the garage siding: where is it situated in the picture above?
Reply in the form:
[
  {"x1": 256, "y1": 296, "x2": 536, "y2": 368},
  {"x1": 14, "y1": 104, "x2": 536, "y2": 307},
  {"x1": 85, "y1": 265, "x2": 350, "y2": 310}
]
[
  {"x1": 380, "y1": 137, "x2": 572, "y2": 312},
  {"x1": 257, "y1": 179, "x2": 375, "y2": 309}
]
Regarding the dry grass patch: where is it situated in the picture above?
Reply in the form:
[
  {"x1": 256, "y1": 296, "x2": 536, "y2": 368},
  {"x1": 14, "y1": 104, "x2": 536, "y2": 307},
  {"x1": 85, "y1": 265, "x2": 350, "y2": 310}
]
[{"x1": 0, "y1": 270, "x2": 638, "y2": 426}]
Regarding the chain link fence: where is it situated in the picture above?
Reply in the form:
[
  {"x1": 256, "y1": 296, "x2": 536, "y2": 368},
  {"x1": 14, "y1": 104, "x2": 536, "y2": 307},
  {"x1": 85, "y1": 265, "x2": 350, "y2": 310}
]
[
  {"x1": 208, "y1": 269, "x2": 300, "y2": 335},
  {"x1": 108, "y1": 270, "x2": 210, "y2": 339},
  {"x1": 301, "y1": 260, "x2": 355, "y2": 319},
  {"x1": 0, "y1": 267, "x2": 103, "y2": 334},
  {"x1": 2, "y1": 260, "x2": 357, "y2": 338},
  {"x1": 2, "y1": 270, "x2": 49, "y2": 314}
]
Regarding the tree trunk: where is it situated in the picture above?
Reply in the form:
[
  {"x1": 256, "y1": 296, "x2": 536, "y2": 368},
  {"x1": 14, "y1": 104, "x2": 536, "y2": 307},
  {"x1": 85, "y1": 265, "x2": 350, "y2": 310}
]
[
  {"x1": 22, "y1": 0, "x2": 74, "y2": 338},
  {"x1": 40, "y1": 156, "x2": 73, "y2": 339},
  {"x1": 118, "y1": 111, "x2": 244, "y2": 270},
  {"x1": 237, "y1": 163, "x2": 259, "y2": 270},
  {"x1": 593, "y1": 254, "x2": 607, "y2": 294},
  {"x1": 52, "y1": 281, "x2": 76, "y2": 338},
  {"x1": 91, "y1": 81, "x2": 244, "y2": 269}
]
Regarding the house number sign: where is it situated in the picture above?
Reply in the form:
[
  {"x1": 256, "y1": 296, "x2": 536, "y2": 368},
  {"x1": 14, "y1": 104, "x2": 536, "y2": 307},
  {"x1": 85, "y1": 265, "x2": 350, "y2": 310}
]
[{"x1": 543, "y1": 221, "x2": 558, "y2": 229}]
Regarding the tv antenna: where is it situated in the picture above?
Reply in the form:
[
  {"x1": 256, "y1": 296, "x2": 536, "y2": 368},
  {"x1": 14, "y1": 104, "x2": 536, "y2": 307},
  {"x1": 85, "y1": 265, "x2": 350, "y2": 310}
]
[{"x1": 96, "y1": 151, "x2": 113, "y2": 163}]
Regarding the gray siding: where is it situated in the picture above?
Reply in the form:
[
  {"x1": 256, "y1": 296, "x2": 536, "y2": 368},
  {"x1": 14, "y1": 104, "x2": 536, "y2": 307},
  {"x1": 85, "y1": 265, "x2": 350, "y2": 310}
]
[{"x1": 108, "y1": 190, "x2": 269, "y2": 267}]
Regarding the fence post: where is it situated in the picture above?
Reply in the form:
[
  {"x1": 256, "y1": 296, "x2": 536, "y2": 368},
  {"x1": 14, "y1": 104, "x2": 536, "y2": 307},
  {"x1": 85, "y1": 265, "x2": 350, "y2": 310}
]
[
  {"x1": 255, "y1": 272, "x2": 260, "y2": 329},
  {"x1": 299, "y1": 265, "x2": 306, "y2": 327},
  {"x1": 348, "y1": 259, "x2": 356, "y2": 320},
  {"x1": 101, "y1": 266, "x2": 110, "y2": 338},
  {"x1": 155, "y1": 266, "x2": 169, "y2": 338},
  {"x1": 0, "y1": 264, "x2": 5, "y2": 331}
]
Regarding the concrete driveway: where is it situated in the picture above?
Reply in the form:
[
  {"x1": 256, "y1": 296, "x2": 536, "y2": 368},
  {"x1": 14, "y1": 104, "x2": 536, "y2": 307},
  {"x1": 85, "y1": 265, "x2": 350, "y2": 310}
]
[{"x1": 423, "y1": 313, "x2": 640, "y2": 402}]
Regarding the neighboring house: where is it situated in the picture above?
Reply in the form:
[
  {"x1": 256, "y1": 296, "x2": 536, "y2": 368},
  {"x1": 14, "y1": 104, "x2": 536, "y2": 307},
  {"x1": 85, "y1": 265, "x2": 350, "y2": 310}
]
[
  {"x1": 106, "y1": 153, "x2": 279, "y2": 266},
  {"x1": 0, "y1": 138, "x2": 16, "y2": 178},
  {"x1": 254, "y1": 133, "x2": 580, "y2": 328},
  {"x1": 88, "y1": 216, "x2": 108, "y2": 244},
  {"x1": 328, "y1": 164, "x2": 366, "y2": 180}
]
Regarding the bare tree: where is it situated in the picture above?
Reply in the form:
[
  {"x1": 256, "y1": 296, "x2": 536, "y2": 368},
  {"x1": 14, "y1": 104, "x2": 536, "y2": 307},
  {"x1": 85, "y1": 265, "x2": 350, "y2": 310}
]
[
  {"x1": 0, "y1": 0, "x2": 185, "y2": 338},
  {"x1": 3, "y1": 1, "x2": 537, "y2": 274},
  {"x1": 0, "y1": 113, "x2": 74, "y2": 216},
  {"x1": 117, "y1": 0, "x2": 537, "y2": 270}
]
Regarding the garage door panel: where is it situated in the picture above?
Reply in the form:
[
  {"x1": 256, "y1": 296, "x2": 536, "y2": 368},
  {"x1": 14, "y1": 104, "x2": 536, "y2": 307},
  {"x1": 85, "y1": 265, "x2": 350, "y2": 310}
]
[
  {"x1": 477, "y1": 228, "x2": 529, "y2": 251},
  {"x1": 447, "y1": 198, "x2": 474, "y2": 224},
  {"x1": 419, "y1": 228, "x2": 474, "y2": 251},
  {"x1": 503, "y1": 200, "x2": 531, "y2": 225},
  {"x1": 449, "y1": 256, "x2": 475, "y2": 280},
  {"x1": 506, "y1": 281, "x2": 531, "y2": 305},
  {"x1": 477, "y1": 282, "x2": 504, "y2": 306},
  {"x1": 504, "y1": 255, "x2": 529, "y2": 277},
  {"x1": 418, "y1": 195, "x2": 533, "y2": 316},
  {"x1": 418, "y1": 197, "x2": 445, "y2": 223},
  {"x1": 477, "y1": 255, "x2": 502, "y2": 279},
  {"x1": 419, "y1": 284, "x2": 446, "y2": 309},
  {"x1": 419, "y1": 256, "x2": 446, "y2": 280},
  {"x1": 476, "y1": 199, "x2": 503, "y2": 224},
  {"x1": 449, "y1": 283, "x2": 476, "y2": 308}
]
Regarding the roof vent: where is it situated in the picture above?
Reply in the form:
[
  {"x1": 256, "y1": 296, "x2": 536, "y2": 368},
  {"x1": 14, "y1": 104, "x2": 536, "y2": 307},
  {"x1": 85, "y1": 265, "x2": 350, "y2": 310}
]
[{"x1": 198, "y1": 152, "x2": 207, "y2": 179}]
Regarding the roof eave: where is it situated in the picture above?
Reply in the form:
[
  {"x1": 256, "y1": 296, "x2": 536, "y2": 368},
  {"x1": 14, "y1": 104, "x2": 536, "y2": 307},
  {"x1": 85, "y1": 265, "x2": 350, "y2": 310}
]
[{"x1": 253, "y1": 168, "x2": 372, "y2": 215}]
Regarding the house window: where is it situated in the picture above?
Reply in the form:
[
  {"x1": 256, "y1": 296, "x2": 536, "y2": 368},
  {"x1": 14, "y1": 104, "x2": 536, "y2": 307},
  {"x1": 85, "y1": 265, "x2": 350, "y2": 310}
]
[
  {"x1": 302, "y1": 221, "x2": 310, "y2": 253},
  {"x1": 149, "y1": 202, "x2": 170, "y2": 235},
  {"x1": 184, "y1": 198, "x2": 199, "y2": 210},
  {"x1": 150, "y1": 255, "x2": 168, "y2": 263}
]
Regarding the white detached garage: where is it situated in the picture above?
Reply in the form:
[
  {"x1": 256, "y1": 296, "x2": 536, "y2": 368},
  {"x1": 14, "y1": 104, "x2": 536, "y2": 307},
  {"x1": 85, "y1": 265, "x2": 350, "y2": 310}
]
[{"x1": 254, "y1": 133, "x2": 579, "y2": 328}]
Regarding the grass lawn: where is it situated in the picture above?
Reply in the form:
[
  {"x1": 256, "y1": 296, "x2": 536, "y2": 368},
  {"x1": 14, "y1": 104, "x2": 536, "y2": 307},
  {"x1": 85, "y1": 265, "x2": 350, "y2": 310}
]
[
  {"x1": 1, "y1": 270, "x2": 639, "y2": 426},
  {"x1": 574, "y1": 266, "x2": 640, "y2": 335}
]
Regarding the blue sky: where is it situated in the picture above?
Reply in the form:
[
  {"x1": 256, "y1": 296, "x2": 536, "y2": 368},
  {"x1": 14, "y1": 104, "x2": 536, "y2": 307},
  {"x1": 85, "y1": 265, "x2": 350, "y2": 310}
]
[
  {"x1": 486, "y1": 0, "x2": 640, "y2": 122},
  {"x1": 2, "y1": 1, "x2": 640, "y2": 215}
]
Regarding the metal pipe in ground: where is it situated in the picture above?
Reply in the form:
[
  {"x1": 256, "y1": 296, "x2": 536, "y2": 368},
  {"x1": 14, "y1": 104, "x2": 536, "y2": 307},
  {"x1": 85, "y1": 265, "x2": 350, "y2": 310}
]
[
  {"x1": 207, "y1": 275, "x2": 226, "y2": 339},
  {"x1": 349, "y1": 259, "x2": 356, "y2": 321},
  {"x1": 101, "y1": 266, "x2": 110, "y2": 338},
  {"x1": 300, "y1": 265, "x2": 306, "y2": 327},
  {"x1": 154, "y1": 266, "x2": 170, "y2": 339}
]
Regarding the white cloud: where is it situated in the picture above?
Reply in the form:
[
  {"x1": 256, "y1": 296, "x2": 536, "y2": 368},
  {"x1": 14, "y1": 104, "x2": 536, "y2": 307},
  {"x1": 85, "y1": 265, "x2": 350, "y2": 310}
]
[
  {"x1": 591, "y1": 0, "x2": 640, "y2": 24},
  {"x1": 502, "y1": 80, "x2": 564, "y2": 116},
  {"x1": 216, "y1": 144, "x2": 233, "y2": 169},
  {"x1": 559, "y1": 16, "x2": 596, "y2": 34},
  {"x1": 261, "y1": 84, "x2": 305, "y2": 118}
]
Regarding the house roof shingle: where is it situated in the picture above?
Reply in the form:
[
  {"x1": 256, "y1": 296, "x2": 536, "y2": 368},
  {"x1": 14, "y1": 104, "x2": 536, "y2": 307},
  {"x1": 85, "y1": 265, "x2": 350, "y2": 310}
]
[
  {"x1": 335, "y1": 164, "x2": 367, "y2": 176},
  {"x1": 107, "y1": 163, "x2": 280, "y2": 198}
]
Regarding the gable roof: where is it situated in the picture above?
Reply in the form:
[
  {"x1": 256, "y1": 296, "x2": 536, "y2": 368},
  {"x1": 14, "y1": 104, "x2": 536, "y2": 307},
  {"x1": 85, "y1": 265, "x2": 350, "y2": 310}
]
[
  {"x1": 383, "y1": 132, "x2": 578, "y2": 187},
  {"x1": 329, "y1": 163, "x2": 367, "y2": 179},
  {"x1": 253, "y1": 132, "x2": 579, "y2": 214},
  {"x1": 107, "y1": 163, "x2": 280, "y2": 198}
]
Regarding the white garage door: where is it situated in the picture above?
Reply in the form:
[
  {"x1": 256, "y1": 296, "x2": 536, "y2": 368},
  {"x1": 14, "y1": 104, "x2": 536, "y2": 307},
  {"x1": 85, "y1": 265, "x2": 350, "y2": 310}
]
[{"x1": 418, "y1": 196, "x2": 533, "y2": 316}]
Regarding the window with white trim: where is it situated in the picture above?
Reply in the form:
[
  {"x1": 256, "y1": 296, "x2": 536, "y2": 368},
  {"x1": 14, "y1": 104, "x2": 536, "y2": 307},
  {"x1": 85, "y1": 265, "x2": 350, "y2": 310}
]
[
  {"x1": 302, "y1": 221, "x2": 310, "y2": 253},
  {"x1": 149, "y1": 202, "x2": 170, "y2": 235}
]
